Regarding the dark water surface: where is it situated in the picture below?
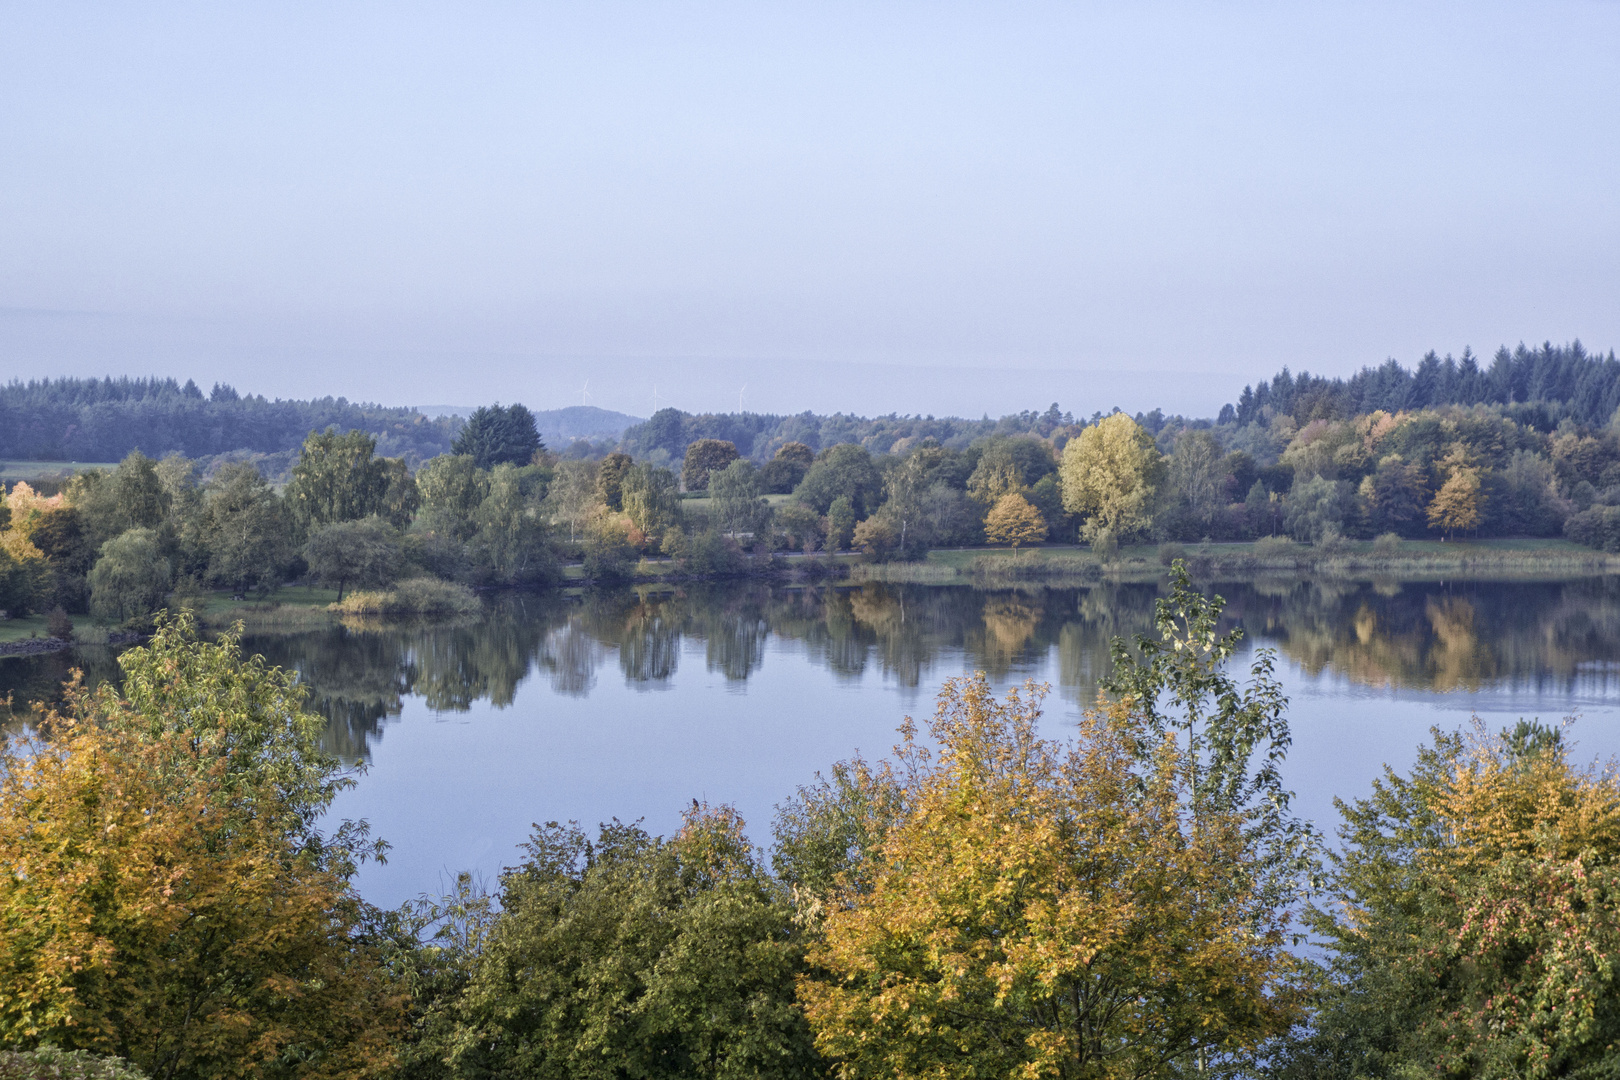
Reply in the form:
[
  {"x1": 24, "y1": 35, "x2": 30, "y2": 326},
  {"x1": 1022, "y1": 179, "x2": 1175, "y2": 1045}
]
[{"x1": 9, "y1": 575, "x2": 1620, "y2": 908}]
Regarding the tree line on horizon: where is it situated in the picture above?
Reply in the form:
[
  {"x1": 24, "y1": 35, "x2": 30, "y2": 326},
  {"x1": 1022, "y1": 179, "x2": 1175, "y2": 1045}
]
[{"x1": 13, "y1": 374, "x2": 1620, "y2": 621}]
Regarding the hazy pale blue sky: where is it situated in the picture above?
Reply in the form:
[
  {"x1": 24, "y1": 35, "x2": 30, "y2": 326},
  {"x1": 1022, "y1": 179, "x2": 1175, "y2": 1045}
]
[{"x1": 2, "y1": 2, "x2": 1616, "y2": 418}]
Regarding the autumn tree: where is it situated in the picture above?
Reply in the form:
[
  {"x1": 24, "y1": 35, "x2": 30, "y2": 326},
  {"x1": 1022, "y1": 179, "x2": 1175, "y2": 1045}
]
[
  {"x1": 797, "y1": 673, "x2": 1304, "y2": 1080},
  {"x1": 1291, "y1": 721, "x2": 1620, "y2": 1079},
  {"x1": 1059, "y1": 413, "x2": 1165, "y2": 541},
  {"x1": 0, "y1": 616, "x2": 405, "y2": 1079},
  {"x1": 1428, "y1": 458, "x2": 1484, "y2": 539},
  {"x1": 681, "y1": 438, "x2": 740, "y2": 492},
  {"x1": 983, "y1": 491, "x2": 1046, "y2": 548}
]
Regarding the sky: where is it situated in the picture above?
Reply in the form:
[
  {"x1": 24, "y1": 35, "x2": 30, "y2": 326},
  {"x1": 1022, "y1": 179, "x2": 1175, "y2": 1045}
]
[{"x1": 2, "y1": 1, "x2": 1617, "y2": 421}]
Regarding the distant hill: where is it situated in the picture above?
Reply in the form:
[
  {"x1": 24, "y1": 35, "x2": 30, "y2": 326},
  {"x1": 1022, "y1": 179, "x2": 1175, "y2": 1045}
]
[{"x1": 418, "y1": 404, "x2": 643, "y2": 448}]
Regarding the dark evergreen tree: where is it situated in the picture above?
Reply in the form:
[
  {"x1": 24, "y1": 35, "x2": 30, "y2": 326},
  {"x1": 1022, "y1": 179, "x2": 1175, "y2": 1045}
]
[{"x1": 451, "y1": 404, "x2": 543, "y2": 468}]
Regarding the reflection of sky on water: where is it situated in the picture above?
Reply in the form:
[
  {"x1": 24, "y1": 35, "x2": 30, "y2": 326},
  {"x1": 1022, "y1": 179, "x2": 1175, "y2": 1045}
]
[{"x1": 333, "y1": 621, "x2": 1620, "y2": 910}]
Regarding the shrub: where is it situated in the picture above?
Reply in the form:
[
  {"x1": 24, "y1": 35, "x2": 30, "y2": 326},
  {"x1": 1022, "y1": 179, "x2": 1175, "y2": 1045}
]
[
  {"x1": 1372, "y1": 531, "x2": 1402, "y2": 555},
  {"x1": 582, "y1": 520, "x2": 637, "y2": 582},
  {"x1": 45, "y1": 606, "x2": 73, "y2": 640},
  {"x1": 1252, "y1": 534, "x2": 1295, "y2": 555},
  {"x1": 0, "y1": 1047, "x2": 147, "y2": 1080},
  {"x1": 1090, "y1": 529, "x2": 1119, "y2": 560},
  {"x1": 1157, "y1": 541, "x2": 1186, "y2": 566},
  {"x1": 330, "y1": 576, "x2": 480, "y2": 616}
]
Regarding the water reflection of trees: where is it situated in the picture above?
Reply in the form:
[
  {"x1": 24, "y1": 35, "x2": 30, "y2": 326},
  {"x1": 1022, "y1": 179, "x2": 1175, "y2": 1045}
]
[{"x1": 10, "y1": 576, "x2": 1620, "y2": 760}]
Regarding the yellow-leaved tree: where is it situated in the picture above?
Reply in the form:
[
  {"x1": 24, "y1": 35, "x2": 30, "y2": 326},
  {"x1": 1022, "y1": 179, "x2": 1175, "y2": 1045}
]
[
  {"x1": 1058, "y1": 413, "x2": 1165, "y2": 542},
  {"x1": 0, "y1": 615, "x2": 406, "y2": 1080},
  {"x1": 795, "y1": 564, "x2": 1311, "y2": 1079},
  {"x1": 983, "y1": 491, "x2": 1047, "y2": 548}
]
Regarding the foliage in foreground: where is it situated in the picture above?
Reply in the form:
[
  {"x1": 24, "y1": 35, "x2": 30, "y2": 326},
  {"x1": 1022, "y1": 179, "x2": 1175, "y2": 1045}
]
[
  {"x1": 1292, "y1": 720, "x2": 1620, "y2": 1080},
  {"x1": 795, "y1": 564, "x2": 1312, "y2": 1079},
  {"x1": 399, "y1": 806, "x2": 819, "y2": 1080},
  {"x1": 0, "y1": 1045, "x2": 147, "y2": 1080},
  {"x1": 0, "y1": 615, "x2": 405, "y2": 1080}
]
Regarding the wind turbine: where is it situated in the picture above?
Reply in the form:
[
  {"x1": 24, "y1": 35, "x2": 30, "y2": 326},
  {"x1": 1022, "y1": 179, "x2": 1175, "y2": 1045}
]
[
  {"x1": 737, "y1": 384, "x2": 747, "y2": 412},
  {"x1": 580, "y1": 380, "x2": 592, "y2": 408}
]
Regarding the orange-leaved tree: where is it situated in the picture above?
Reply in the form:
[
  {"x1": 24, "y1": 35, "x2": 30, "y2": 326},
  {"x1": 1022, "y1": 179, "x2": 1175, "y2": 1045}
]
[
  {"x1": 983, "y1": 491, "x2": 1047, "y2": 548},
  {"x1": 0, "y1": 614, "x2": 406, "y2": 1080},
  {"x1": 797, "y1": 563, "x2": 1312, "y2": 1079}
]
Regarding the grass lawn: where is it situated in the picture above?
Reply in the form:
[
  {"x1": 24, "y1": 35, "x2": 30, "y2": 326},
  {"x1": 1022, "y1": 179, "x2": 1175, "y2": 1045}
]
[
  {"x1": 0, "y1": 460, "x2": 118, "y2": 480},
  {"x1": 0, "y1": 614, "x2": 54, "y2": 645}
]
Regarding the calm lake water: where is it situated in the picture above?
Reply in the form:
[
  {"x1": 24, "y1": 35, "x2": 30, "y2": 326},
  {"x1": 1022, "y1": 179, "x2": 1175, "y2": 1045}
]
[{"x1": 9, "y1": 575, "x2": 1620, "y2": 909}]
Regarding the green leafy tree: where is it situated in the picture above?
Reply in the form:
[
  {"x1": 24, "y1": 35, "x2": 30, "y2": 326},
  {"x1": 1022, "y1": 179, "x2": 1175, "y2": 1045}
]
[
  {"x1": 284, "y1": 429, "x2": 400, "y2": 531},
  {"x1": 198, "y1": 463, "x2": 295, "y2": 595},
  {"x1": 1167, "y1": 428, "x2": 1224, "y2": 530},
  {"x1": 622, "y1": 463, "x2": 683, "y2": 543},
  {"x1": 403, "y1": 806, "x2": 820, "y2": 1080},
  {"x1": 775, "y1": 502, "x2": 824, "y2": 553},
  {"x1": 965, "y1": 442, "x2": 1024, "y2": 506},
  {"x1": 470, "y1": 464, "x2": 557, "y2": 585},
  {"x1": 1357, "y1": 454, "x2": 1429, "y2": 537},
  {"x1": 825, "y1": 495, "x2": 856, "y2": 552},
  {"x1": 88, "y1": 528, "x2": 170, "y2": 622},
  {"x1": 596, "y1": 451, "x2": 634, "y2": 510},
  {"x1": 1284, "y1": 475, "x2": 1351, "y2": 543},
  {"x1": 879, "y1": 452, "x2": 933, "y2": 557},
  {"x1": 1059, "y1": 413, "x2": 1165, "y2": 541},
  {"x1": 760, "y1": 443, "x2": 813, "y2": 494},
  {"x1": 793, "y1": 444, "x2": 883, "y2": 517},
  {"x1": 451, "y1": 403, "x2": 543, "y2": 469},
  {"x1": 1293, "y1": 721, "x2": 1620, "y2": 1080},
  {"x1": 414, "y1": 454, "x2": 491, "y2": 543},
  {"x1": 303, "y1": 517, "x2": 404, "y2": 600},
  {"x1": 681, "y1": 438, "x2": 740, "y2": 492},
  {"x1": 546, "y1": 459, "x2": 601, "y2": 542},
  {"x1": 66, "y1": 453, "x2": 171, "y2": 547},
  {"x1": 709, "y1": 459, "x2": 769, "y2": 536}
]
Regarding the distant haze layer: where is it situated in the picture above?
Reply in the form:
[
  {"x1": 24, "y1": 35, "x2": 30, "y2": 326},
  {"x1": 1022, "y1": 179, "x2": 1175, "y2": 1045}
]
[{"x1": 1, "y1": 2, "x2": 1616, "y2": 417}]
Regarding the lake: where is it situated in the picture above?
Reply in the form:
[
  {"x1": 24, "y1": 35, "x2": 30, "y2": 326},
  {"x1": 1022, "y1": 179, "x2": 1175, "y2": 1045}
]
[{"x1": 9, "y1": 574, "x2": 1620, "y2": 909}]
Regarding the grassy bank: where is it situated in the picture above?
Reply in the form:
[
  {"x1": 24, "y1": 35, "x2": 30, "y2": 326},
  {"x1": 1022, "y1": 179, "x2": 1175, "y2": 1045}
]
[
  {"x1": 193, "y1": 585, "x2": 343, "y2": 630},
  {"x1": 851, "y1": 538, "x2": 1620, "y2": 585}
]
